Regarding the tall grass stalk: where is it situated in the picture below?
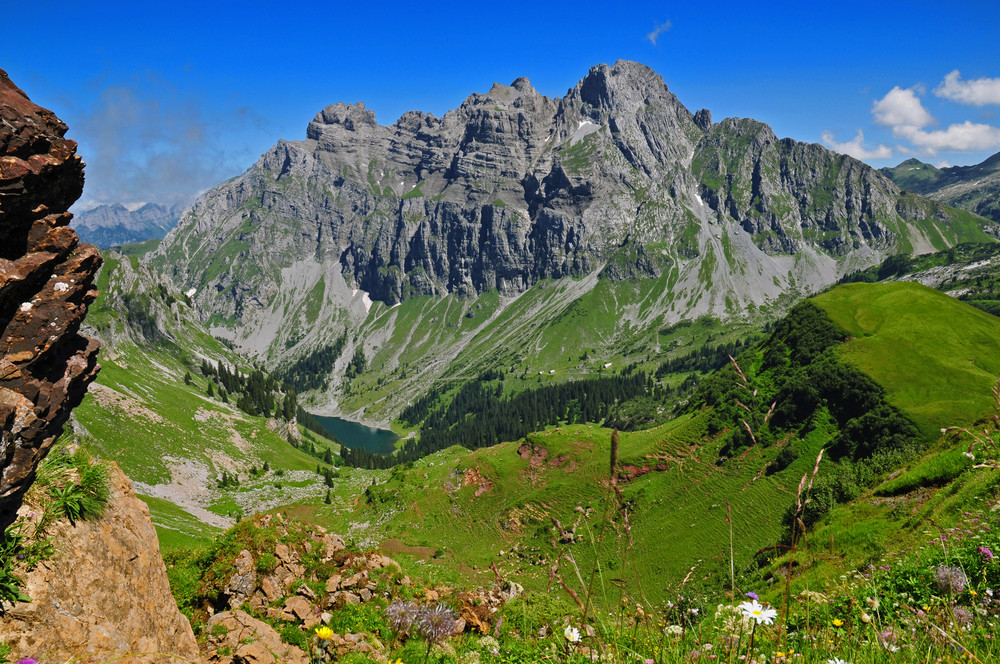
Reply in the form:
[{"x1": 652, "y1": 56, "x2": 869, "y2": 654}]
[{"x1": 776, "y1": 449, "x2": 823, "y2": 649}]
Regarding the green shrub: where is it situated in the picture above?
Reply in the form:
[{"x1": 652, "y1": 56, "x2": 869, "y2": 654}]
[
  {"x1": 339, "y1": 654, "x2": 382, "y2": 664},
  {"x1": 499, "y1": 593, "x2": 577, "y2": 637},
  {"x1": 35, "y1": 447, "x2": 111, "y2": 525},
  {"x1": 256, "y1": 552, "x2": 277, "y2": 574},
  {"x1": 280, "y1": 624, "x2": 308, "y2": 649},
  {"x1": 327, "y1": 602, "x2": 388, "y2": 635},
  {"x1": 876, "y1": 448, "x2": 973, "y2": 496}
]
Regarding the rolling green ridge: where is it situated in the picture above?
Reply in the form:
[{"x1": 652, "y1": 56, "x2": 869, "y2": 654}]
[
  {"x1": 813, "y1": 282, "x2": 1000, "y2": 436},
  {"x1": 217, "y1": 281, "x2": 999, "y2": 607}
]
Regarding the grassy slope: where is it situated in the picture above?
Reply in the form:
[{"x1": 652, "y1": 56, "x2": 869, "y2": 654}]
[
  {"x1": 813, "y1": 282, "x2": 1000, "y2": 436},
  {"x1": 283, "y1": 412, "x2": 828, "y2": 605},
  {"x1": 731, "y1": 282, "x2": 1000, "y2": 599},
  {"x1": 75, "y1": 246, "x2": 342, "y2": 549},
  {"x1": 340, "y1": 274, "x2": 762, "y2": 425},
  {"x1": 277, "y1": 281, "x2": 1000, "y2": 607},
  {"x1": 84, "y1": 239, "x2": 1000, "y2": 611}
]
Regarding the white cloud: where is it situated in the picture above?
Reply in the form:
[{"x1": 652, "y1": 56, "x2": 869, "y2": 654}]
[
  {"x1": 645, "y1": 20, "x2": 671, "y2": 46},
  {"x1": 872, "y1": 86, "x2": 935, "y2": 128},
  {"x1": 892, "y1": 121, "x2": 1000, "y2": 155},
  {"x1": 69, "y1": 77, "x2": 273, "y2": 210},
  {"x1": 934, "y1": 70, "x2": 1000, "y2": 106},
  {"x1": 820, "y1": 129, "x2": 893, "y2": 160}
]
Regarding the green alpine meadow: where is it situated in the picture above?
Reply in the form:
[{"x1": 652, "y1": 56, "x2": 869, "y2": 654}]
[{"x1": 4, "y1": 16, "x2": 1000, "y2": 662}]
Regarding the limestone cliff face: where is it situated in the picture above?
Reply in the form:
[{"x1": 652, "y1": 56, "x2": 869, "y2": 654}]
[
  {"x1": 148, "y1": 61, "x2": 996, "y2": 419},
  {"x1": 0, "y1": 463, "x2": 201, "y2": 663},
  {"x1": 154, "y1": 60, "x2": 992, "y2": 340},
  {"x1": 0, "y1": 69, "x2": 102, "y2": 529}
]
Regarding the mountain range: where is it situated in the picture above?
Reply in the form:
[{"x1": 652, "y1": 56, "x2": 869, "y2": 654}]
[
  {"x1": 880, "y1": 151, "x2": 1000, "y2": 224},
  {"x1": 148, "y1": 60, "x2": 997, "y2": 422},
  {"x1": 72, "y1": 202, "x2": 180, "y2": 248}
]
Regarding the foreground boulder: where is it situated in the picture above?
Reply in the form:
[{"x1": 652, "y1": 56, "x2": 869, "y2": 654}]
[
  {"x1": 203, "y1": 610, "x2": 308, "y2": 664},
  {"x1": 0, "y1": 464, "x2": 200, "y2": 662}
]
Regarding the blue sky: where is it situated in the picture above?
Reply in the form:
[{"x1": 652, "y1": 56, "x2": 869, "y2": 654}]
[{"x1": 6, "y1": 1, "x2": 1000, "y2": 209}]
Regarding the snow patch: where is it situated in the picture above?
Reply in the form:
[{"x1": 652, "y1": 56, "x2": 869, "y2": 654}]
[
  {"x1": 185, "y1": 288, "x2": 197, "y2": 298},
  {"x1": 695, "y1": 194, "x2": 704, "y2": 207},
  {"x1": 569, "y1": 119, "x2": 601, "y2": 145},
  {"x1": 362, "y1": 292, "x2": 373, "y2": 313}
]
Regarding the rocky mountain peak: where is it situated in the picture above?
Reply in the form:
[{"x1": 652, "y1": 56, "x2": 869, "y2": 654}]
[
  {"x1": 511, "y1": 76, "x2": 533, "y2": 92},
  {"x1": 577, "y1": 60, "x2": 681, "y2": 112},
  {"x1": 694, "y1": 108, "x2": 712, "y2": 131},
  {"x1": 151, "y1": 61, "x2": 995, "y2": 405},
  {"x1": 309, "y1": 101, "x2": 379, "y2": 133}
]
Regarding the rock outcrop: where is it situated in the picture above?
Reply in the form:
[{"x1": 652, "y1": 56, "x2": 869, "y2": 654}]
[
  {"x1": 203, "y1": 611, "x2": 309, "y2": 664},
  {"x1": 0, "y1": 463, "x2": 200, "y2": 663},
  {"x1": 0, "y1": 69, "x2": 102, "y2": 529}
]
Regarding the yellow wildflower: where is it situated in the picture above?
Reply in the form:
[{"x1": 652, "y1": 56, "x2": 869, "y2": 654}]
[
  {"x1": 315, "y1": 625, "x2": 335, "y2": 640},
  {"x1": 832, "y1": 618, "x2": 844, "y2": 627}
]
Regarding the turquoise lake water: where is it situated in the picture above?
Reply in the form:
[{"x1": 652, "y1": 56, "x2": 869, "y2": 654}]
[{"x1": 310, "y1": 414, "x2": 398, "y2": 455}]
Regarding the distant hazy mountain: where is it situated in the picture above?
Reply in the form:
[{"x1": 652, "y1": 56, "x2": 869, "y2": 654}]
[
  {"x1": 881, "y1": 152, "x2": 1000, "y2": 223},
  {"x1": 73, "y1": 202, "x2": 181, "y2": 248}
]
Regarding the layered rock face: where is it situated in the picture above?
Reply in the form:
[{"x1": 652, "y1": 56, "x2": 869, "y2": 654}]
[
  {"x1": 154, "y1": 60, "x2": 991, "y2": 346},
  {"x1": 0, "y1": 70, "x2": 102, "y2": 528},
  {"x1": 0, "y1": 464, "x2": 200, "y2": 662},
  {"x1": 148, "y1": 61, "x2": 996, "y2": 419}
]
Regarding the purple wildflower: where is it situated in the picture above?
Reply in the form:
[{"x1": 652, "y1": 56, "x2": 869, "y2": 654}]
[
  {"x1": 978, "y1": 546, "x2": 995, "y2": 561},
  {"x1": 745, "y1": 591, "x2": 759, "y2": 600}
]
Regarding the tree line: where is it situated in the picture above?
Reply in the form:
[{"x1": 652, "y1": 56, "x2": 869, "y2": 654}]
[
  {"x1": 277, "y1": 334, "x2": 348, "y2": 393},
  {"x1": 340, "y1": 371, "x2": 655, "y2": 469}
]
